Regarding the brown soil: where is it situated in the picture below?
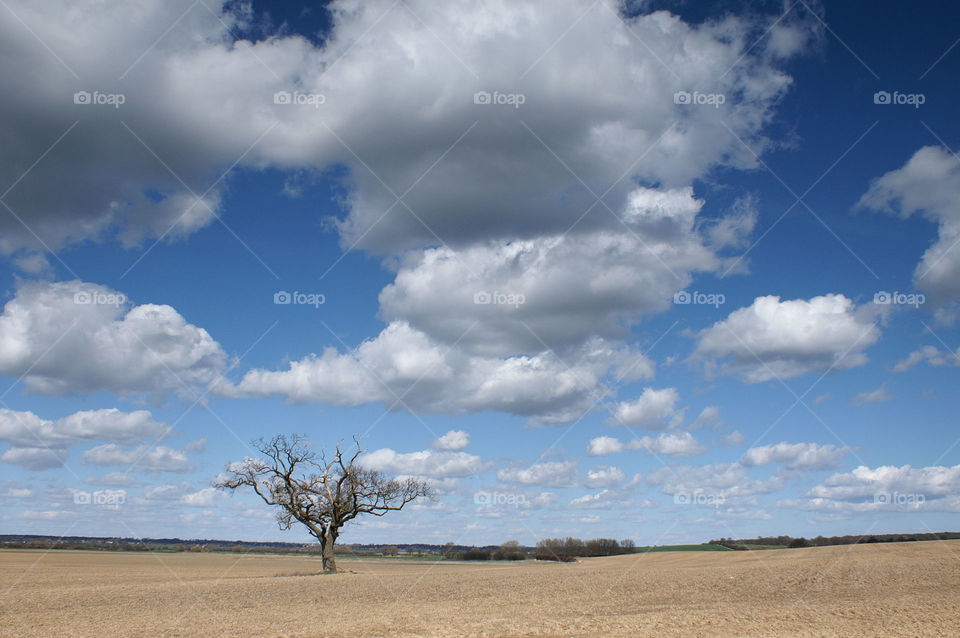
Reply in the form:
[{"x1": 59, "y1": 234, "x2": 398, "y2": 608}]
[{"x1": 1, "y1": 540, "x2": 958, "y2": 637}]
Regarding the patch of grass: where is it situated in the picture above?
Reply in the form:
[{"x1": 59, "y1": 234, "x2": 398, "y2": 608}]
[
  {"x1": 634, "y1": 544, "x2": 733, "y2": 553},
  {"x1": 335, "y1": 554, "x2": 443, "y2": 562}
]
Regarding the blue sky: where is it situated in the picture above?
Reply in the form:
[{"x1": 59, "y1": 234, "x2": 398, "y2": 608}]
[{"x1": 0, "y1": 0, "x2": 958, "y2": 547}]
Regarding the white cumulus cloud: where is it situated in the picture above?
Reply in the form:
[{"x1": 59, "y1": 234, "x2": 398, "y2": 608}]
[
  {"x1": 586, "y1": 431, "x2": 705, "y2": 457},
  {"x1": 360, "y1": 447, "x2": 490, "y2": 479},
  {"x1": 782, "y1": 464, "x2": 960, "y2": 513},
  {"x1": 0, "y1": 0, "x2": 814, "y2": 259},
  {"x1": 0, "y1": 280, "x2": 226, "y2": 397},
  {"x1": 432, "y1": 430, "x2": 470, "y2": 451},
  {"x1": 0, "y1": 406, "x2": 172, "y2": 471},
  {"x1": 609, "y1": 387, "x2": 683, "y2": 429},
  {"x1": 225, "y1": 323, "x2": 651, "y2": 425},
  {"x1": 497, "y1": 460, "x2": 578, "y2": 487},
  {"x1": 858, "y1": 146, "x2": 960, "y2": 317},
  {"x1": 741, "y1": 442, "x2": 850, "y2": 471},
  {"x1": 82, "y1": 444, "x2": 193, "y2": 473},
  {"x1": 583, "y1": 465, "x2": 627, "y2": 488},
  {"x1": 693, "y1": 294, "x2": 880, "y2": 382}
]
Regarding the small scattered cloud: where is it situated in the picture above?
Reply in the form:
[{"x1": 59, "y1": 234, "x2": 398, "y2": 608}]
[
  {"x1": 851, "y1": 385, "x2": 892, "y2": 406},
  {"x1": 609, "y1": 388, "x2": 683, "y2": 429},
  {"x1": 894, "y1": 346, "x2": 960, "y2": 372},
  {"x1": 583, "y1": 465, "x2": 627, "y2": 488},
  {"x1": 82, "y1": 444, "x2": 193, "y2": 473},
  {"x1": 723, "y1": 430, "x2": 746, "y2": 446},
  {"x1": 587, "y1": 432, "x2": 705, "y2": 457},
  {"x1": 432, "y1": 430, "x2": 469, "y2": 451},
  {"x1": 497, "y1": 460, "x2": 577, "y2": 488},
  {"x1": 741, "y1": 442, "x2": 851, "y2": 471},
  {"x1": 361, "y1": 448, "x2": 490, "y2": 479}
]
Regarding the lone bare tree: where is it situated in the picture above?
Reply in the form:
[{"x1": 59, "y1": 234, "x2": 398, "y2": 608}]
[{"x1": 214, "y1": 434, "x2": 432, "y2": 573}]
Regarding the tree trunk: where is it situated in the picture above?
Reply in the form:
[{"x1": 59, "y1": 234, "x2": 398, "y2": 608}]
[{"x1": 321, "y1": 534, "x2": 337, "y2": 573}]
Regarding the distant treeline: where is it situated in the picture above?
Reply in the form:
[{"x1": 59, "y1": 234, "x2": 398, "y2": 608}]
[
  {"x1": 439, "y1": 537, "x2": 638, "y2": 562},
  {"x1": 708, "y1": 531, "x2": 960, "y2": 550},
  {"x1": 0, "y1": 535, "x2": 518, "y2": 557},
  {"x1": 0, "y1": 535, "x2": 325, "y2": 554},
  {"x1": 0, "y1": 534, "x2": 630, "y2": 562},
  {"x1": 441, "y1": 540, "x2": 529, "y2": 561},
  {"x1": 532, "y1": 537, "x2": 636, "y2": 562},
  {"x1": 5, "y1": 531, "x2": 958, "y2": 556}
]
